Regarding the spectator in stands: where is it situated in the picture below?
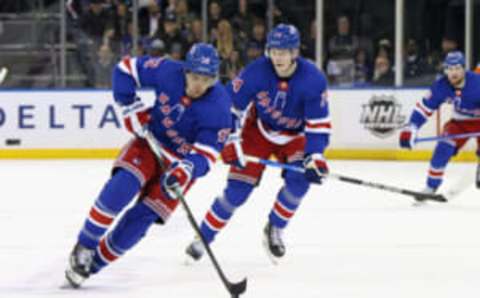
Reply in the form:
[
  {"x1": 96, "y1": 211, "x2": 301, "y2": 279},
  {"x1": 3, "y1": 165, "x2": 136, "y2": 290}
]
[
  {"x1": 93, "y1": 44, "x2": 115, "y2": 88},
  {"x1": 231, "y1": 0, "x2": 255, "y2": 42},
  {"x1": 169, "y1": 42, "x2": 183, "y2": 60},
  {"x1": 249, "y1": 19, "x2": 266, "y2": 52},
  {"x1": 372, "y1": 55, "x2": 394, "y2": 86},
  {"x1": 157, "y1": 11, "x2": 188, "y2": 59},
  {"x1": 148, "y1": 38, "x2": 165, "y2": 57},
  {"x1": 138, "y1": 0, "x2": 162, "y2": 38},
  {"x1": 377, "y1": 38, "x2": 393, "y2": 60},
  {"x1": 404, "y1": 38, "x2": 431, "y2": 84},
  {"x1": 175, "y1": 0, "x2": 196, "y2": 36},
  {"x1": 245, "y1": 41, "x2": 262, "y2": 63},
  {"x1": 353, "y1": 48, "x2": 371, "y2": 86},
  {"x1": 79, "y1": 0, "x2": 112, "y2": 44},
  {"x1": 111, "y1": 1, "x2": 131, "y2": 47},
  {"x1": 208, "y1": 1, "x2": 223, "y2": 32},
  {"x1": 163, "y1": 0, "x2": 177, "y2": 15},
  {"x1": 216, "y1": 19, "x2": 237, "y2": 83},
  {"x1": 186, "y1": 18, "x2": 204, "y2": 48},
  {"x1": 326, "y1": 14, "x2": 359, "y2": 86},
  {"x1": 222, "y1": 49, "x2": 243, "y2": 83}
]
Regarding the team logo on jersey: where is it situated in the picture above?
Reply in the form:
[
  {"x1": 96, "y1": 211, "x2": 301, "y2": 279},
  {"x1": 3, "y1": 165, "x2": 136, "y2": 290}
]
[
  {"x1": 232, "y1": 77, "x2": 244, "y2": 93},
  {"x1": 360, "y1": 95, "x2": 405, "y2": 138}
]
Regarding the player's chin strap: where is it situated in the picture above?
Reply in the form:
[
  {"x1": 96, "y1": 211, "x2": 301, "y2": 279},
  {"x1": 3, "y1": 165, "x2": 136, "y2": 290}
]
[
  {"x1": 144, "y1": 131, "x2": 247, "y2": 297},
  {"x1": 244, "y1": 155, "x2": 448, "y2": 203}
]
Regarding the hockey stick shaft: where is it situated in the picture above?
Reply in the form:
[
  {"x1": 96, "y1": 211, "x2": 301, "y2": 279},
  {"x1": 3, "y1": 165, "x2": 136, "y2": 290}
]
[
  {"x1": 415, "y1": 131, "x2": 480, "y2": 143},
  {"x1": 145, "y1": 132, "x2": 247, "y2": 296},
  {"x1": 245, "y1": 156, "x2": 447, "y2": 203}
]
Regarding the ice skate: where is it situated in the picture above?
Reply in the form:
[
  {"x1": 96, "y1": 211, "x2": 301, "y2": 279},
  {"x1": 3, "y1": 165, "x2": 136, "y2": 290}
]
[
  {"x1": 65, "y1": 243, "x2": 95, "y2": 288},
  {"x1": 412, "y1": 186, "x2": 437, "y2": 206},
  {"x1": 185, "y1": 237, "x2": 205, "y2": 264},
  {"x1": 263, "y1": 223, "x2": 285, "y2": 264}
]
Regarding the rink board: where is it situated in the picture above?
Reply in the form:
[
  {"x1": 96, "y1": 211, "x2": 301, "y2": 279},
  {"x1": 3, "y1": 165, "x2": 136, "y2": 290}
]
[{"x1": 0, "y1": 89, "x2": 477, "y2": 161}]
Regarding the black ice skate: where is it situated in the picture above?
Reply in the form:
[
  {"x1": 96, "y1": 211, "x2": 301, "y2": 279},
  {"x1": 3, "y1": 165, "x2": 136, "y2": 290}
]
[
  {"x1": 476, "y1": 163, "x2": 480, "y2": 189},
  {"x1": 185, "y1": 237, "x2": 205, "y2": 263},
  {"x1": 263, "y1": 223, "x2": 285, "y2": 264},
  {"x1": 413, "y1": 186, "x2": 437, "y2": 205},
  {"x1": 65, "y1": 243, "x2": 95, "y2": 288}
]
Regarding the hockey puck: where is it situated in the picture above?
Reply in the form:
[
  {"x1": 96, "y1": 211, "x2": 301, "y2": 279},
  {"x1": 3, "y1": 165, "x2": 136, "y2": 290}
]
[{"x1": 5, "y1": 138, "x2": 21, "y2": 146}]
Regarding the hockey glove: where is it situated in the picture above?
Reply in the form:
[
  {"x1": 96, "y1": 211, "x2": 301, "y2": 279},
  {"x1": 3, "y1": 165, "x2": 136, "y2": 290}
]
[
  {"x1": 303, "y1": 153, "x2": 329, "y2": 184},
  {"x1": 122, "y1": 98, "x2": 151, "y2": 138},
  {"x1": 161, "y1": 160, "x2": 194, "y2": 200},
  {"x1": 399, "y1": 124, "x2": 418, "y2": 149},
  {"x1": 220, "y1": 133, "x2": 246, "y2": 168}
]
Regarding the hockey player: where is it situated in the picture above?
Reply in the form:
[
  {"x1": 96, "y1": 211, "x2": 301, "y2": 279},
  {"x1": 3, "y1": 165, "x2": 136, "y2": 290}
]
[
  {"x1": 399, "y1": 51, "x2": 480, "y2": 199},
  {"x1": 65, "y1": 43, "x2": 232, "y2": 288},
  {"x1": 185, "y1": 24, "x2": 331, "y2": 262}
]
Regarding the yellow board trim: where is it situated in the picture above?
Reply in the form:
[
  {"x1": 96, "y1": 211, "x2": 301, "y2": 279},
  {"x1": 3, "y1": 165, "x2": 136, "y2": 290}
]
[{"x1": 0, "y1": 148, "x2": 477, "y2": 161}]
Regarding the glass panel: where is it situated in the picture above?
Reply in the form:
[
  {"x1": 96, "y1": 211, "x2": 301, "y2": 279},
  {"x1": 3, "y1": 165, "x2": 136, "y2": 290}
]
[
  {"x1": 403, "y1": 0, "x2": 466, "y2": 87},
  {"x1": 0, "y1": 1, "x2": 61, "y2": 88},
  {"x1": 473, "y1": 0, "x2": 480, "y2": 73},
  {"x1": 323, "y1": 0, "x2": 395, "y2": 87}
]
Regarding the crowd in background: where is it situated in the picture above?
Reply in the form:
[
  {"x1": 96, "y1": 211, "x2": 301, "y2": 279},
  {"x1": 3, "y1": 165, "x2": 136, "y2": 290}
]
[{"x1": 2, "y1": 0, "x2": 478, "y2": 88}]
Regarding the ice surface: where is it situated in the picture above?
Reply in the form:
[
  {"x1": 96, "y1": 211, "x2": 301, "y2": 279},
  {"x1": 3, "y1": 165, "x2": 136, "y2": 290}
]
[{"x1": 0, "y1": 159, "x2": 479, "y2": 298}]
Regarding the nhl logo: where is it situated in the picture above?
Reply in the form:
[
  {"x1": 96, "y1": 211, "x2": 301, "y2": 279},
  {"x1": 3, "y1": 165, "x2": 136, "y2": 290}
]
[{"x1": 360, "y1": 95, "x2": 405, "y2": 138}]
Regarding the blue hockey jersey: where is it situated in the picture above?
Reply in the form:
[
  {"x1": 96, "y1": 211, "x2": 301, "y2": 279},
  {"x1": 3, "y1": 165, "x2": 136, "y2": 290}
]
[
  {"x1": 227, "y1": 56, "x2": 330, "y2": 155},
  {"x1": 112, "y1": 56, "x2": 232, "y2": 179},
  {"x1": 410, "y1": 71, "x2": 480, "y2": 128}
]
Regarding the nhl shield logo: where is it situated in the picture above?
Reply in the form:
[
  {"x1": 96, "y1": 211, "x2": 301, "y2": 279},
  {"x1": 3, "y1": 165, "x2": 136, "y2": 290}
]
[{"x1": 360, "y1": 95, "x2": 406, "y2": 138}]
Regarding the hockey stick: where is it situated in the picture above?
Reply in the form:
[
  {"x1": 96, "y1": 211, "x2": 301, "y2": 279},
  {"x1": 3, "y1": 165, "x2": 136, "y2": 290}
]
[
  {"x1": 145, "y1": 131, "x2": 247, "y2": 297},
  {"x1": 415, "y1": 132, "x2": 480, "y2": 144},
  {"x1": 245, "y1": 156, "x2": 448, "y2": 203}
]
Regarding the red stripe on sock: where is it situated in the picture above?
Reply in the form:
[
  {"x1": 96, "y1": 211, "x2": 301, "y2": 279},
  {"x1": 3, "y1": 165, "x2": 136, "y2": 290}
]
[
  {"x1": 274, "y1": 202, "x2": 294, "y2": 219},
  {"x1": 206, "y1": 211, "x2": 226, "y2": 230},
  {"x1": 99, "y1": 238, "x2": 118, "y2": 262},
  {"x1": 89, "y1": 207, "x2": 114, "y2": 226}
]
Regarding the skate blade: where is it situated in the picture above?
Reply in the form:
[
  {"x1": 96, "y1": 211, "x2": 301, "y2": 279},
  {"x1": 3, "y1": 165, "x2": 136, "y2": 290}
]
[{"x1": 262, "y1": 237, "x2": 279, "y2": 266}]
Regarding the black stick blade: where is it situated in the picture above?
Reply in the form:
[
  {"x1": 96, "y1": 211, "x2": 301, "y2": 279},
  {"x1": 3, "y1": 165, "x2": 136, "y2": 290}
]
[
  {"x1": 228, "y1": 278, "x2": 247, "y2": 296},
  {"x1": 419, "y1": 193, "x2": 448, "y2": 203}
]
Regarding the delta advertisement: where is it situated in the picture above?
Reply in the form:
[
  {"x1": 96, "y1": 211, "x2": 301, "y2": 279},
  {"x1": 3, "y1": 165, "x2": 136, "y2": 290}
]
[{"x1": 0, "y1": 89, "x2": 474, "y2": 157}]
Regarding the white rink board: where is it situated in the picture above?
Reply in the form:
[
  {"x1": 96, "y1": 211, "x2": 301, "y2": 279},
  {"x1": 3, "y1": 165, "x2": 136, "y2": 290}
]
[{"x1": 0, "y1": 89, "x2": 472, "y2": 150}]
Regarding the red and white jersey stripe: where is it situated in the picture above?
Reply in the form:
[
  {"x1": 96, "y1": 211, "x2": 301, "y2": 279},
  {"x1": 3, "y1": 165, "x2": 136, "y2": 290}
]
[
  {"x1": 118, "y1": 56, "x2": 141, "y2": 87},
  {"x1": 414, "y1": 101, "x2": 434, "y2": 119},
  {"x1": 193, "y1": 142, "x2": 219, "y2": 170}
]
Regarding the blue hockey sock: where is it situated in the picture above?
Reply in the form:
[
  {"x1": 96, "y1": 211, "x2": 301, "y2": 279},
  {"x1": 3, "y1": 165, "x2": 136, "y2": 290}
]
[
  {"x1": 269, "y1": 164, "x2": 310, "y2": 228},
  {"x1": 200, "y1": 180, "x2": 254, "y2": 243},
  {"x1": 91, "y1": 201, "x2": 158, "y2": 274},
  {"x1": 78, "y1": 169, "x2": 141, "y2": 249},
  {"x1": 427, "y1": 141, "x2": 456, "y2": 190}
]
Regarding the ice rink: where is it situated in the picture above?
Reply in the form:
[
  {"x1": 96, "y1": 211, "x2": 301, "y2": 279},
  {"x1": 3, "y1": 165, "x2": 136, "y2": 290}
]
[{"x1": 1, "y1": 159, "x2": 479, "y2": 298}]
